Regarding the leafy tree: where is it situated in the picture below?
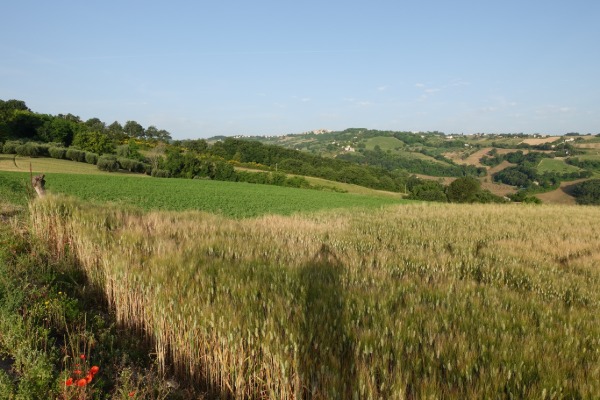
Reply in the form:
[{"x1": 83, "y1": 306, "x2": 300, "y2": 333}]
[
  {"x1": 0, "y1": 99, "x2": 29, "y2": 120},
  {"x1": 181, "y1": 139, "x2": 208, "y2": 153},
  {"x1": 156, "y1": 129, "x2": 172, "y2": 142},
  {"x1": 407, "y1": 180, "x2": 448, "y2": 202},
  {"x1": 6, "y1": 110, "x2": 45, "y2": 140},
  {"x1": 116, "y1": 139, "x2": 144, "y2": 161},
  {"x1": 446, "y1": 177, "x2": 481, "y2": 203},
  {"x1": 123, "y1": 120, "x2": 145, "y2": 139},
  {"x1": 85, "y1": 117, "x2": 106, "y2": 133},
  {"x1": 212, "y1": 161, "x2": 236, "y2": 181},
  {"x1": 107, "y1": 121, "x2": 127, "y2": 141},
  {"x1": 571, "y1": 179, "x2": 600, "y2": 205},
  {"x1": 145, "y1": 125, "x2": 159, "y2": 141},
  {"x1": 37, "y1": 117, "x2": 77, "y2": 145},
  {"x1": 72, "y1": 130, "x2": 115, "y2": 155}
]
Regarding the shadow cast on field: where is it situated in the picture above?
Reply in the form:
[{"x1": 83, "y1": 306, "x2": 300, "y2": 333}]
[{"x1": 297, "y1": 244, "x2": 356, "y2": 399}]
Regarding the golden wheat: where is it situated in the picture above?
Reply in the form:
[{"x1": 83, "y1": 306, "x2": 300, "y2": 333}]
[{"x1": 30, "y1": 196, "x2": 600, "y2": 399}]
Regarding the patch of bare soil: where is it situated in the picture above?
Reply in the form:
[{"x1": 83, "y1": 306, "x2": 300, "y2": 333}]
[
  {"x1": 458, "y1": 148, "x2": 493, "y2": 167},
  {"x1": 519, "y1": 137, "x2": 561, "y2": 145},
  {"x1": 574, "y1": 142, "x2": 600, "y2": 149},
  {"x1": 487, "y1": 160, "x2": 515, "y2": 176},
  {"x1": 535, "y1": 179, "x2": 586, "y2": 205},
  {"x1": 413, "y1": 174, "x2": 456, "y2": 185},
  {"x1": 480, "y1": 181, "x2": 517, "y2": 197}
]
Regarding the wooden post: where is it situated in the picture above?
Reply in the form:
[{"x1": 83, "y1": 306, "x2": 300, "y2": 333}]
[{"x1": 32, "y1": 174, "x2": 46, "y2": 198}]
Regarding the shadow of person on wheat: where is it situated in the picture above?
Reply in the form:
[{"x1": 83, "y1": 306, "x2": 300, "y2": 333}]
[{"x1": 296, "y1": 243, "x2": 356, "y2": 399}]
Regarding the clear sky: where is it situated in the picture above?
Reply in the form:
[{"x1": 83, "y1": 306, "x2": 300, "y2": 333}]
[{"x1": 2, "y1": 0, "x2": 599, "y2": 139}]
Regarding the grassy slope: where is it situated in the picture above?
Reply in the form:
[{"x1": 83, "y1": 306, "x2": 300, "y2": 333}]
[
  {"x1": 537, "y1": 158, "x2": 581, "y2": 174},
  {"x1": 364, "y1": 136, "x2": 403, "y2": 151},
  {"x1": 234, "y1": 166, "x2": 406, "y2": 198},
  {"x1": 0, "y1": 171, "x2": 406, "y2": 218},
  {"x1": 0, "y1": 154, "x2": 146, "y2": 176},
  {"x1": 364, "y1": 136, "x2": 449, "y2": 165}
]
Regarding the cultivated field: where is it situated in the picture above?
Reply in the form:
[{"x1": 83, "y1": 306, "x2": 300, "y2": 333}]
[
  {"x1": 31, "y1": 196, "x2": 600, "y2": 399},
  {"x1": 0, "y1": 154, "x2": 143, "y2": 176},
  {"x1": 0, "y1": 171, "x2": 405, "y2": 217},
  {"x1": 519, "y1": 137, "x2": 561, "y2": 145},
  {"x1": 537, "y1": 158, "x2": 582, "y2": 174}
]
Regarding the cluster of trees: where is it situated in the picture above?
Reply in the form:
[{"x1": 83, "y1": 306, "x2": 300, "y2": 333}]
[
  {"x1": 406, "y1": 176, "x2": 504, "y2": 204},
  {"x1": 571, "y1": 179, "x2": 600, "y2": 205},
  {"x1": 338, "y1": 147, "x2": 485, "y2": 178},
  {"x1": 487, "y1": 148, "x2": 593, "y2": 190},
  {"x1": 493, "y1": 165, "x2": 590, "y2": 189},
  {"x1": 204, "y1": 138, "x2": 408, "y2": 192},
  {"x1": 155, "y1": 147, "x2": 316, "y2": 189},
  {"x1": 480, "y1": 149, "x2": 553, "y2": 167},
  {"x1": 566, "y1": 157, "x2": 600, "y2": 172},
  {"x1": 0, "y1": 99, "x2": 171, "y2": 150}
]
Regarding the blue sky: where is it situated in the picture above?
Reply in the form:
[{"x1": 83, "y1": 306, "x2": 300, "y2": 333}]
[{"x1": 2, "y1": 1, "x2": 599, "y2": 139}]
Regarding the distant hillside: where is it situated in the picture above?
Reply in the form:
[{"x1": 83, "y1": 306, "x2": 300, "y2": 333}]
[
  {"x1": 217, "y1": 129, "x2": 600, "y2": 203},
  {"x1": 3, "y1": 96, "x2": 600, "y2": 205}
]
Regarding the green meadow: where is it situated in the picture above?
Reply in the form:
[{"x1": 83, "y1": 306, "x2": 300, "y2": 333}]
[{"x1": 0, "y1": 171, "x2": 405, "y2": 218}]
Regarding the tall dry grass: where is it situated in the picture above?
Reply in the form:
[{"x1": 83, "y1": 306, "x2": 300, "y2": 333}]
[{"x1": 30, "y1": 196, "x2": 600, "y2": 398}]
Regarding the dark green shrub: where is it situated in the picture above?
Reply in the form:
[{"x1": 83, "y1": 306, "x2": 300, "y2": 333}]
[
  {"x1": 66, "y1": 148, "x2": 86, "y2": 162},
  {"x1": 446, "y1": 177, "x2": 480, "y2": 203},
  {"x1": 3, "y1": 140, "x2": 21, "y2": 154},
  {"x1": 48, "y1": 146, "x2": 67, "y2": 159},
  {"x1": 85, "y1": 152, "x2": 99, "y2": 165},
  {"x1": 15, "y1": 142, "x2": 45, "y2": 157},
  {"x1": 151, "y1": 168, "x2": 170, "y2": 178},
  {"x1": 270, "y1": 172, "x2": 287, "y2": 186},
  {"x1": 97, "y1": 155, "x2": 120, "y2": 172},
  {"x1": 285, "y1": 176, "x2": 310, "y2": 188},
  {"x1": 117, "y1": 157, "x2": 145, "y2": 173}
]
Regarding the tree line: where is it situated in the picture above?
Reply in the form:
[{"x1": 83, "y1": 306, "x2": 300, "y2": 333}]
[{"x1": 0, "y1": 99, "x2": 172, "y2": 151}]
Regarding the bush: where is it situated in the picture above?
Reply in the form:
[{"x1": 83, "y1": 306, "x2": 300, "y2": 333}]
[
  {"x1": 270, "y1": 172, "x2": 287, "y2": 186},
  {"x1": 408, "y1": 181, "x2": 448, "y2": 202},
  {"x1": 15, "y1": 142, "x2": 50, "y2": 157},
  {"x1": 85, "y1": 152, "x2": 99, "y2": 165},
  {"x1": 118, "y1": 157, "x2": 147, "y2": 173},
  {"x1": 2, "y1": 140, "x2": 21, "y2": 154},
  {"x1": 151, "y1": 168, "x2": 170, "y2": 178},
  {"x1": 285, "y1": 175, "x2": 311, "y2": 188},
  {"x1": 48, "y1": 146, "x2": 67, "y2": 159},
  {"x1": 97, "y1": 155, "x2": 120, "y2": 172},
  {"x1": 65, "y1": 148, "x2": 86, "y2": 162}
]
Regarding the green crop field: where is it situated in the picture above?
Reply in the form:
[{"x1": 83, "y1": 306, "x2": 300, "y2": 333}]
[
  {"x1": 0, "y1": 171, "x2": 406, "y2": 218},
  {"x1": 537, "y1": 158, "x2": 582, "y2": 174},
  {"x1": 364, "y1": 136, "x2": 404, "y2": 151}
]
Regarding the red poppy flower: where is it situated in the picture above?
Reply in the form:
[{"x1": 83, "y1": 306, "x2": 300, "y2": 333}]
[
  {"x1": 80, "y1": 354, "x2": 86, "y2": 360},
  {"x1": 76, "y1": 378, "x2": 87, "y2": 387},
  {"x1": 129, "y1": 391, "x2": 136, "y2": 397},
  {"x1": 65, "y1": 377, "x2": 73, "y2": 386},
  {"x1": 85, "y1": 374, "x2": 93, "y2": 383},
  {"x1": 73, "y1": 370, "x2": 82, "y2": 375},
  {"x1": 90, "y1": 365, "x2": 100, "y2": 375}
]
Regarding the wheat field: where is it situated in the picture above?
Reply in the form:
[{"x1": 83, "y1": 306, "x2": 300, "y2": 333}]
[{"x1": 30, "y1": 196, "x2": 600, "y2": 399}]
